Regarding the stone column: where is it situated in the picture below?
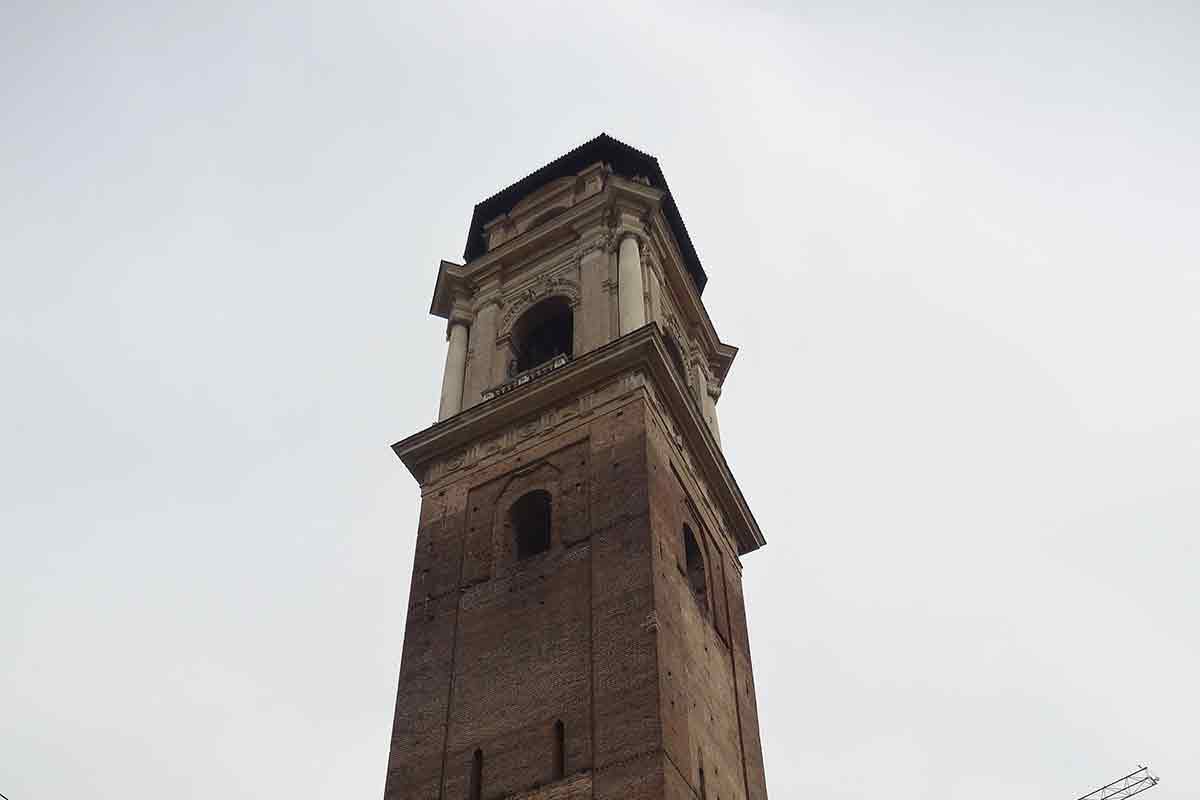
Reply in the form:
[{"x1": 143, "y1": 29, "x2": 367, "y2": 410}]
[
  {"x1": 579, "y1": 236, "x2": 612, "y2": 353},
  {"x1": 438, "y1": 319, "x2": 469, "y2": 420},
  {"x1": 618, "y1": 233, "x2": 646, "y2": 334},
  {"x1": 462, "y1": 299, "x2": 499, "y2": 411}
]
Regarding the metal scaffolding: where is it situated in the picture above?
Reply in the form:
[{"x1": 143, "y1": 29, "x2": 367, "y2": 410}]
[{"x1": 1077, "y1": 766, "x2": 1159, "y2": 800}]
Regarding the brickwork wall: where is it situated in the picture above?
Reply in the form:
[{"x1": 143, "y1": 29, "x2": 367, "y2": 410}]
[
  {"x1": 645, "y1": 405, "x2": 767, "y2": 800},
  {"x1": 723, "y1": 566, "x2": 769, "y2": 800},
  {"x1": 507, "y1": 773, "x2": 592, "y2": 799},
  {"x1": 385, "y1": 380, "x2": 766, "y2": 800}
]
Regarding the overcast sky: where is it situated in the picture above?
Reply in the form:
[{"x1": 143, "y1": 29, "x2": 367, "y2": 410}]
[{"x1": 2, "y1": 2, "x2": 1197, "y2": 798}]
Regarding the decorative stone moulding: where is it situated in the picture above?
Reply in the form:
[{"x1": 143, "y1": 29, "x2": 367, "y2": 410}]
[
  {"x1": 497, "y1": 276, "x2": 581, "y2": 337},
  {"x1": 394, "y1": 324, "x2": 765, "y2": 555}
]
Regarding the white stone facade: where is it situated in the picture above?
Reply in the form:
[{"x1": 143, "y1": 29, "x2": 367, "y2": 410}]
[{"x1": 428, "y1": 160, "x2": 736, "y2": 447}]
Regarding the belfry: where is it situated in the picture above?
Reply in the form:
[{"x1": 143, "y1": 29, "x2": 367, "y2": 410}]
[{"x1": 385, "y1": 134, "x2": 768, "y2": 799}]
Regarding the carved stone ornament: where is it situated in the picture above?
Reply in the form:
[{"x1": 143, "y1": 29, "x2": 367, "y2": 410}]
[
  {"x1": 617, "y1": 228, "x2": 647, "y2": 248},
  {"x1": 498, "y1": 275, "x2": 581, "y2": 336},
  {"x1": 424, "y1": 373, "x2": 639, "y2": 485},
  {"x1": 579, "y1": 230, "x2": 614, "y2": 258}
]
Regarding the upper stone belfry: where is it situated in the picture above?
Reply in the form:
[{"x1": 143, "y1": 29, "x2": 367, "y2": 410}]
[{"x1": 429, "y1": 134, "x2": 737, "y2": 446}]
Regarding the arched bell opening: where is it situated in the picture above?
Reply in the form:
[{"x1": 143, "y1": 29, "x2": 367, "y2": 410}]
[{"x1": 511, "y1": 297, "x2": 573, "y2": 374}]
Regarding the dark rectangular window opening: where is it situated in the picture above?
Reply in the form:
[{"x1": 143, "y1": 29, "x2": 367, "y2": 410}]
[
  {"x1": 469, "y1": 748, "x2": 482, "y2": 800},
  {"x1": 553, "y1": 719, "x2": 565, "y2": 779}
]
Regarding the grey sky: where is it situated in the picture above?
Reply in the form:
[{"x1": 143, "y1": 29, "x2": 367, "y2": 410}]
[{"x1": 2, "y1": 1, "x2": 1197, "y2": 798}]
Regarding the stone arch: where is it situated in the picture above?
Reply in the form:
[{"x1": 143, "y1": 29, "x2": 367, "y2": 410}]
[
  {"x1": 509, "y1": 295, "x2": 574, "y2": 374},
  {"x1": 498, "y1": 281, "x2": 582, "y2": 377},
  {"x1": 498, "y1": 278, "x2": 581, "y2": 340}
]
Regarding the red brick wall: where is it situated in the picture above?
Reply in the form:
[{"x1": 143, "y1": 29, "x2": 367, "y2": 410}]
[
  {"x1": 384, "y1": 388, "x2": 766, "y2": 799},
  {"x1": 644, "y1": 404, "x2": 768, "y2": 800}
]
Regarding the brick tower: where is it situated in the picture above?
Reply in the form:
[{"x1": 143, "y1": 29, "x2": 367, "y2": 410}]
[{"x1": 385, "y1": 135, "x2": 768, "y2": 800}]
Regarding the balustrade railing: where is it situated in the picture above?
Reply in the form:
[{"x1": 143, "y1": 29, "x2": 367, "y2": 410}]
[{"x1": 480, "y1": 353, "x2": 570, "y2": 401}]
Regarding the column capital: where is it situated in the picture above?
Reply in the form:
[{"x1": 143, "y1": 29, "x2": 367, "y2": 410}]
[
  {"x1": 616, "y1": 228, "x2": 647, "y2": 247},
  {"x1": 446, "y1": 314, "x2": 472, "y2": 339},
  {"x1": 446, "y1": 299, "x2": 475, "y2": 332}
]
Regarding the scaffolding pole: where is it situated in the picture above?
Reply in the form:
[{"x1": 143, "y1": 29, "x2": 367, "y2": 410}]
[{"x1": 1077, "y1": 766, "x2": 1159, "y2": 800}]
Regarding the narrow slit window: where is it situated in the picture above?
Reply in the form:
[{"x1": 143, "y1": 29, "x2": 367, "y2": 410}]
[
  {"x1": 683, "y1": 524, "x2": 707, "y2": 607},
  {"x1": 469, "y1": 748, "x2": 482, "y2": 800},
  {"x1": 553, "y1": 719, "x2": 565, "y2": 779}
]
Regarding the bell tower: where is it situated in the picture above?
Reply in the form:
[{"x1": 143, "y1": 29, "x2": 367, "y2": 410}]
[{"x1": 385, "y1": 134, "x2": 769, "y2": 800}]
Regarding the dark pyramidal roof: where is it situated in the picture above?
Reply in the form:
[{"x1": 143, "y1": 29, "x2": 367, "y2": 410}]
[{"x1": 464, "y1": 133, "x2": 708, "y2": 294}]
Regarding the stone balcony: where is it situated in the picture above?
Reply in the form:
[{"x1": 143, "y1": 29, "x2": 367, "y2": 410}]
[{"x1": 480, "y1": 353, "x2": 570, "y2": 402}]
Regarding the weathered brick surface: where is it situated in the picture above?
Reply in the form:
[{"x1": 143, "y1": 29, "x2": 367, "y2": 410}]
[
  {"x1": 724, "y1": 570, "x2": 769, "y2": 800},
  {"x1": 645, "y1": 411, "x2": 761, "y2": 800},
  {"x1": 384, "y1": 387, "x2": 767, "y2": 799},
  {"x1": 594, "y1": 751, "x2": 666, "y2": 799},
  {"x1": 591, "y1": 513, "x2": 659, "y2": 768},
  {"x1": 508, "y1": 773, "x2": 592, "y2": 800}
]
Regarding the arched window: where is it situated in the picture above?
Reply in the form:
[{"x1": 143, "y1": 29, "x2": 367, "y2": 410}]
[
  {"x1": 512, "y1": 490, "x2": 552, "y2": 560},
  {"x1": 512, "y1": 297, "x2": 573, "y2": 373},
  {"x1": 683, "y1": 524, "x2": 707, "y2": 606}
]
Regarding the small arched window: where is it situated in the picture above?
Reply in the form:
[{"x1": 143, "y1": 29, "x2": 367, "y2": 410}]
[
  {"x1": 512, "y1": 490, "x2": 552, "y2": 560},
  {"x1": 683, "y1": 524, "x2": 707, "y2": 606},
  {"x1": 512, "y1": 297, "x2": 573, "y2": 373}
]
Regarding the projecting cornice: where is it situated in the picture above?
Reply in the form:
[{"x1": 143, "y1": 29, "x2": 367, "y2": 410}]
[
  {"x1": 429, "y1": 259, "x2": 469, "y2": 320},
  {"x1": 391, "y1": 324, "x2": 765, "y2": 555}
]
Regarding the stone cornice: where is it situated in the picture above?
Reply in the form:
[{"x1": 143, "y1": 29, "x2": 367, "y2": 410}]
[
  {"x1": 391, "y1": 324, "x2": 765, "y2": 555},
  {"x1": 429, "y1": 259, "x2": 470, "y2": 319},
  {"x1": 459, "y1": 193, "x2": 610, "y2": 288},
  {"x1": 434, "y1": 179, "x2": 660, "y2": 315}
]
